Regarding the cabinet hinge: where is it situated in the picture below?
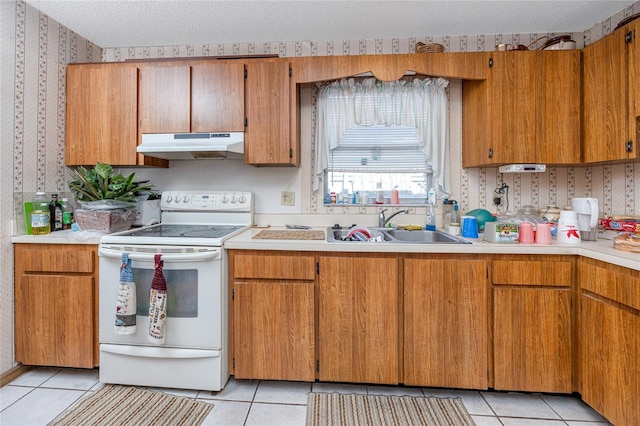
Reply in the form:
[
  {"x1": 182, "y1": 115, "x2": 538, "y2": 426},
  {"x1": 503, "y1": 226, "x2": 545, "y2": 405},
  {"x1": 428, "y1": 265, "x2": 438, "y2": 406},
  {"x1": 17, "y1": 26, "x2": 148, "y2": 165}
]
[
  {"x1": 626, "y1": 140, "x2": 633, "y2": 153},
  {"x1": 232, "y1": 288, "x2": 235, "y2": 301},
  {"x1": 488, "y1": 148, "x2": 494, "y2": 159},
  {"x1": 488, "y1": 57, "x2": 493, "y2": 68},
  {"x1": 289, "y1": 66, "x2": 292, "y2": 77},
  {"x1": 244, "y1": 68, "x2": 248, "y2": 78},
  {"x1": 244, "y1": 117, "x2": 248, "y2": 127},
  {"x1": 316, "y1": 262, "x2": 320, "y2": 275},
  {"x1": 626, "y1": 31, "x2": 633, "y2": 44},
  {"x1": 233, "y1": 358, "x2": 235, "y2": 370},
  {"x1": 316, "y1": 360, "x2": 320, "y2": 372},
  {"x1": 289, "y1": 148, "x2": 293, "y2": 159}
]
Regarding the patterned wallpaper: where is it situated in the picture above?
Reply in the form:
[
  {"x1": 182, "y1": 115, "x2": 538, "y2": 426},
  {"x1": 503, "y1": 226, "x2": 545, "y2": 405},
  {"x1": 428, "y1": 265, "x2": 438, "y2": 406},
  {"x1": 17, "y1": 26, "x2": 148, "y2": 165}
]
[
  {"x1": 1, "y1": 0, "x2": 639, "y2": 375},
  {"x1": 0, "y1": 0, "x2": 102, "y2": 374}
]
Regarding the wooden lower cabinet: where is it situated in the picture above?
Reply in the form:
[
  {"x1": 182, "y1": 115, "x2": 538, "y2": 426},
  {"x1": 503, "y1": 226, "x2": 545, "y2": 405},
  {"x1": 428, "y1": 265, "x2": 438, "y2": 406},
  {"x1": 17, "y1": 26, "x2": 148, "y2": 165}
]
[
  {"x1": 231, "y1": 252, "x2": 316, "y2": 381},
  {"x1": 14, "y1": 244, "x2": 99, "y2": 368},
  {"x1": 403, "y1": 256, "x2": 489, "y2": 389},
  {"x1": 318, "y1": 255, "x2": 399, "y2": 384},
  {"x1": 578, "y1": 258, "x2": 640, "y2": 426},
  {"x1": 492, "y1": 256, "x2": 573, "y2": 393}
]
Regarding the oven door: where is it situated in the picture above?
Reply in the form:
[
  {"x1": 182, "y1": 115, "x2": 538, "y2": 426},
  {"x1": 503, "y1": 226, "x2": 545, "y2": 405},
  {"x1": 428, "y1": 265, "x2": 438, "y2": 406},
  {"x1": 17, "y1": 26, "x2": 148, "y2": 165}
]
[{"x1": 98, "y1": 244, "x2": 224, "y2": 349}]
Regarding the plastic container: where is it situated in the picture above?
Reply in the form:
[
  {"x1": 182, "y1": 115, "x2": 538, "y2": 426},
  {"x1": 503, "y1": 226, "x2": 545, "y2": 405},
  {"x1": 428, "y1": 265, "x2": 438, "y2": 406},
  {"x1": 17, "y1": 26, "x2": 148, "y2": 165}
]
[
  {"x1": 390, "y1": 187, "x2": 400, "y2": 204},
  {"x1": 445, "y1": 204, "x2": 460, "y2": 235},
  {"x1": 31, "y1": 192, "x2": 51, "y2": 235},
  {"x1": 375, "y1": 182, "x2": 384, "y2": 204}
]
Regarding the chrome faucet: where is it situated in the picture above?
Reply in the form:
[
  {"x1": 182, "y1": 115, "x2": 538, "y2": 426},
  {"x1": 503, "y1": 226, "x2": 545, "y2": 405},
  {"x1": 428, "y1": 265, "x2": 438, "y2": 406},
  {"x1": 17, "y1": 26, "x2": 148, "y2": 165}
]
[{"x1": 379, "y1": 208, "x2": 410, "y2": 228}]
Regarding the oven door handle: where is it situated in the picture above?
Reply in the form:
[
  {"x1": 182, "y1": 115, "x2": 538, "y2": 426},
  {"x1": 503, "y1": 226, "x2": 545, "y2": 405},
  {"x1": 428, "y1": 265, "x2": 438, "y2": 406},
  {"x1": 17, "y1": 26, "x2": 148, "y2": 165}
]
[{"x1": 98, "y1": 247, "x2": 220, "y2": 262}]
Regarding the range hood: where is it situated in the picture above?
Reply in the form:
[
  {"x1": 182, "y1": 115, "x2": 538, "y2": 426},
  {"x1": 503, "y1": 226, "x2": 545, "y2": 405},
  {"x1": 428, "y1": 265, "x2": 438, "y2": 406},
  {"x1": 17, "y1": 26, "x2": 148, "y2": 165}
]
[
  {"x1": 138, "y1": 132, "x2": 244, "y2": 160},
  {"x1": 498, "y1": 164, "x2": 547, "y2": 173}
]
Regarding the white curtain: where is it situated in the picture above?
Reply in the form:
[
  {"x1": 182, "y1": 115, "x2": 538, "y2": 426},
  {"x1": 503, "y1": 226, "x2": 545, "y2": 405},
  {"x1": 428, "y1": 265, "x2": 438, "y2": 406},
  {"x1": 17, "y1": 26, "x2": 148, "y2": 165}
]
[{"x1": 314, "y1": 77, "x2": 449, "y2": 194}]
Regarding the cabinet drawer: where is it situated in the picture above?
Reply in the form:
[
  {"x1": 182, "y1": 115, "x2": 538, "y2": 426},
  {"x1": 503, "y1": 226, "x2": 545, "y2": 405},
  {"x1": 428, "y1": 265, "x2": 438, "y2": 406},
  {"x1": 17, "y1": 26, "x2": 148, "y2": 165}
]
[
  {"x1": 233, "y1": 254, "x2": 316, "y2": 280},
  {"x1": 16, "y1": 247, "x2": 95, "y2": 273},
  {"x1": 492, "y1": 256, "x2": 572, "y2": 287},
  {"x1": 579, "y1": 258, "x2": 640, "y2": 310}
]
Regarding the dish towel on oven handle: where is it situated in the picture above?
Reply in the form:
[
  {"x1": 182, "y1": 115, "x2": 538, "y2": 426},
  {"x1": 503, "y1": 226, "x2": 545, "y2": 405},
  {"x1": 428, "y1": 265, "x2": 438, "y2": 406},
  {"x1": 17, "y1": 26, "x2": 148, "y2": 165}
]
[
  {"x1": 114, "y1": 253, "x2": 136, "y2": 335},
  {"x1": 148, "y1": 253, "x2": 167, "y2": 344}
]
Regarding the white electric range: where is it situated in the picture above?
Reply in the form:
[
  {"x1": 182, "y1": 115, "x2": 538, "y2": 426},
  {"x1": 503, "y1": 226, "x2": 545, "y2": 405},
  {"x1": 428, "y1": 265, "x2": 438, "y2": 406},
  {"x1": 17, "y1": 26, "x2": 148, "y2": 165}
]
[{"x1": 98, "y1": 190, "x2": 253, "y2": 391}]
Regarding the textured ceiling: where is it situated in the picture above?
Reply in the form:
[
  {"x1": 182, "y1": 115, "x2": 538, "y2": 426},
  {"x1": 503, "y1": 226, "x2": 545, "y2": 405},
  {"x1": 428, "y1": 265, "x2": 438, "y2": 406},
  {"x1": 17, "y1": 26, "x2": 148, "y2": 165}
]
[{"x1": 25, "y1": 0, "x2": 635, "y2": 48}]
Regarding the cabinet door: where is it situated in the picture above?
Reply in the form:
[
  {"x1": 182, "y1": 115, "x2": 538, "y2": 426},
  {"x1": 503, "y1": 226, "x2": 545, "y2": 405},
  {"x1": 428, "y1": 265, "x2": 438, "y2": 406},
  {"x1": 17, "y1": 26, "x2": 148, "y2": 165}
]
[
  {"x1": 244, "y1": 61, "x2": 292, "y2": 165},
  {"x1": 15, "y1": 275, "x2": 96, "y2": 368},
  {"x1": 191, "y1": 62, "x2": 245, "y2": 133},
  {"x1": 492, "y1": 256, "x2": 573, "y2": 393},
  {"x1": 494, "y1": 288, "x2": 572, "y2": 392},
  {"x1": 536, "y1": 51, "x2": 581, "y2": 164},
  {"x1": 139, "y1": 65, "x2": 191, "y2": 133},
  {"x1": 318, "y1": 256, "x2": 399, "y2": 384},
  {"x1": 233, "y1": 281, "x2": 315, "y2": 381},
  {"x1": 580, "y1": 294, "x2": 639, "y2": 426},
  {"x1": 489, "y1": 52, "x2": 537, "y2": 164},
  {"x1": 628, "y1": 20, "x2": 640, "y2": 159},
  {"x1": 404, "y1": 257, "x2": 488, "y2": 389},
  {"x1": 583, "y1": 29, "x2": 630, "y2": 162},
  {"x1": 462, "y1": 78, "x2": 492, "y2": 167},
  {"x1": 66, "y1": 64, "x2": 138, "y2": 166}
]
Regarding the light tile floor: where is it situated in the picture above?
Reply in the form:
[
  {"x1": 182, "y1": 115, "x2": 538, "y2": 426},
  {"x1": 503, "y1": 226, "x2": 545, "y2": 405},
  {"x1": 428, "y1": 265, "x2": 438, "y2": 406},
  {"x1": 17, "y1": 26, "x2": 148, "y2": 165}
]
[{"x1": 0, "y1": 367, "x2": 611, "y2": 425}]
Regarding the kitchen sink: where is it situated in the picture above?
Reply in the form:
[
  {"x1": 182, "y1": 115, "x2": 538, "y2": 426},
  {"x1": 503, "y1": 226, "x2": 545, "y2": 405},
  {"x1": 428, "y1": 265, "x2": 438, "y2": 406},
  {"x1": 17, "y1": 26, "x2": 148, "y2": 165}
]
[
  {"x1": 383, "y1": 229, "x2": 470, "y2": 244},
  {"x1": 327, "y1": 228, "x2": 470, "y2": 244}
]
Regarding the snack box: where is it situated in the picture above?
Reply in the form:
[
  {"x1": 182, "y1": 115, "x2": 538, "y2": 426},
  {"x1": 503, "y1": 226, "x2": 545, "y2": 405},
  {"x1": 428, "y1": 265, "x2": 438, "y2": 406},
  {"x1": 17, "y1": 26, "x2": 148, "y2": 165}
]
[
  {"x1": 600, "y1": 218, "x2": 640, "y2": 233},
  {"x1": 484, "y1": 222, "x2": 519, "y2": 243}
]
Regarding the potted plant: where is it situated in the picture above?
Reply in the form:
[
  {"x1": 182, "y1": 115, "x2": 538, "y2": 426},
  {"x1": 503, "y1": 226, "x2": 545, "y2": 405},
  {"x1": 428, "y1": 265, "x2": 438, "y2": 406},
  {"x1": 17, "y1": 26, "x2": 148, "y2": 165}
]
[{"x1": 68, "y1": 163, "x2": 156, "y2": 232}]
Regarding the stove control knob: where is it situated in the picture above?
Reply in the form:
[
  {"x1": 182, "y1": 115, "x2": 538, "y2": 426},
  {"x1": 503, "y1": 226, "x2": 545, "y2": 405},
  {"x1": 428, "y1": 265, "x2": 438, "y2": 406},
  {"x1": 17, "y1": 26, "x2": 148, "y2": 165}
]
[
  {"x1": 182, "y1": 195, "x2": 190, "y2": 203},
  {"x1": 221, "y1": 195, "x2": 229, "y2": 203},
  {"x1": 230, "y1": 195, "x2": 237, "y2": 203},
  {"x1": 238, "y1": 195, "x2": 247, "y2": 204},
  {"x1": 174, "y1": 195, "x2": 181, "y2": 203},
  {"x1": 165, "y1": 194, "x2": 173, "y2": 203}
]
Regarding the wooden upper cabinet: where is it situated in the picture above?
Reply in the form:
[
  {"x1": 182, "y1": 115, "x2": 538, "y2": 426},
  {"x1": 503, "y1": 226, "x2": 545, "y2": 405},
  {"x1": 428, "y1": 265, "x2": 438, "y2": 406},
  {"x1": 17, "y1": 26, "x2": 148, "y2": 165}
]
[
  {"x1": 489, "y1": 52, "x2": 537, "y2": 164},
  {"x1": 66, "y1": 63, "x2": 140, "y2": 166},
  {"x1": 244, "y1": 61, "x2": 293, "y2": 165},
  {"x1": 583, "y1": 22, "x2": 638, "y2": 163},
  {"x1": 139, "y1": 64, "x2": 191, "y2": 133},
  {"x1": 191, "y1": 62, "x2": 244, "y2": 132},
  {"x1": 138, "y1": 61, "x2": 245, "y2": 134},
  {"x1": 536, "y1": 51, "x2": 581, "y2": 164},
  {"x1": 462, "y1": 50, "x2": 581, "y2": 167}
]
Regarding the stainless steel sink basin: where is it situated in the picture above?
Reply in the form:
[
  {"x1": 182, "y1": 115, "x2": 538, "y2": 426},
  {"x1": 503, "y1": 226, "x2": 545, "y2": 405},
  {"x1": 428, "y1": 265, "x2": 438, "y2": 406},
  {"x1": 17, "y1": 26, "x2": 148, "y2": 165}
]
[
  {"x1": 383, "y1": 229, "x2": 470, "y2": 244},
  {"x1": 327, "y1": 228, "x2": 470, "y2": 244}
]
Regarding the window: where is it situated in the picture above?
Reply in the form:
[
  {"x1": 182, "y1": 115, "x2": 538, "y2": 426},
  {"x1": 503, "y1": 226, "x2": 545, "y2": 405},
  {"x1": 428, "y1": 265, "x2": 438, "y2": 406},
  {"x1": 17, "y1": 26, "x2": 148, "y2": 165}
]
[
  {"x1": 314, "y1": 77, "x2": 449, "y2": 205},
  {"x1": 326, "y1": 125, "x2": 432, "y2": 204}
]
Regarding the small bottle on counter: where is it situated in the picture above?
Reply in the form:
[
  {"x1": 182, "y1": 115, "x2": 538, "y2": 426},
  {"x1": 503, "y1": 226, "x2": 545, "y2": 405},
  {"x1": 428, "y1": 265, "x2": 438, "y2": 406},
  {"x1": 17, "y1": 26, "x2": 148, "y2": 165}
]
[
  {"x1": 31, "y1": 192, "x2": 51, "y2": 235},
  {"x1": 375, "y1": 182, "x2": 384, "y2": 204},
  {"x1": 425, "y1": 202, "x2": 436, "y2": 231},
  {"x1": 61, "y1": 197, "x2": 73, "y2": 230},
  {"x1": 50, "y1": 193, "x2": 63, "y2": 232}
]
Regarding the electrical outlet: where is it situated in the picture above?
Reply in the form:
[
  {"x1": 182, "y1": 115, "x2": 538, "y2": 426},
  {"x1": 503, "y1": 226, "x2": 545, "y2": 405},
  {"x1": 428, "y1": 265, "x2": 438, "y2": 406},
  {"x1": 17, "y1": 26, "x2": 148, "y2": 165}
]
[{"x1": 281, "y1": 191, "x2": 295, "y2": 206}]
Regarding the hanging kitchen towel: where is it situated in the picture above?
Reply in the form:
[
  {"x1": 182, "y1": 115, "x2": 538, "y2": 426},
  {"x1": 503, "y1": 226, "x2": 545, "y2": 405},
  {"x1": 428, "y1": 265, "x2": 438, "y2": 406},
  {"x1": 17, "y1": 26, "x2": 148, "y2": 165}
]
[
  {"x1": 114, "y1": 253, "x2": 137, "y2": 335},
  {"x1": 148, "y1": 253, "x2": 168, "y2": 344}
]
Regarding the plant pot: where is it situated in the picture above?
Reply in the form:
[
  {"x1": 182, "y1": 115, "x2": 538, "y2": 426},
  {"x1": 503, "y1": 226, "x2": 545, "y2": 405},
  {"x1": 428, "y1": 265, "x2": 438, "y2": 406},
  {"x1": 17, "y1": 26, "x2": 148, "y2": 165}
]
[{"x1": 74, "y1": 208, "x2": 136, "y2": 233}]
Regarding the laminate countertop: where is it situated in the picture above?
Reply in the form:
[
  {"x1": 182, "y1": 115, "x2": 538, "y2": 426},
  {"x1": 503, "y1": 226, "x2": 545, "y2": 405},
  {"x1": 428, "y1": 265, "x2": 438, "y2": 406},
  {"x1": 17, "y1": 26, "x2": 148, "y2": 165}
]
[{"x1": 225, "y1": 226, "x2": 640, "y2": 272}]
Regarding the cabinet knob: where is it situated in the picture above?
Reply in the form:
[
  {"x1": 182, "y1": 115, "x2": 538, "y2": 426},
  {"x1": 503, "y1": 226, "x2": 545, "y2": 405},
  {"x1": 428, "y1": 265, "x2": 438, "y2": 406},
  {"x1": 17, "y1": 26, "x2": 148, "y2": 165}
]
[
  {"x1": 626, "y1": 140, "x2": 633, "y2": 153},
  {"x1": 626, "y1": 31, "x2": 633, "y2": 44},
  {"x1": 488, "y1": 148, "x2": 493, "y2": 159}
]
